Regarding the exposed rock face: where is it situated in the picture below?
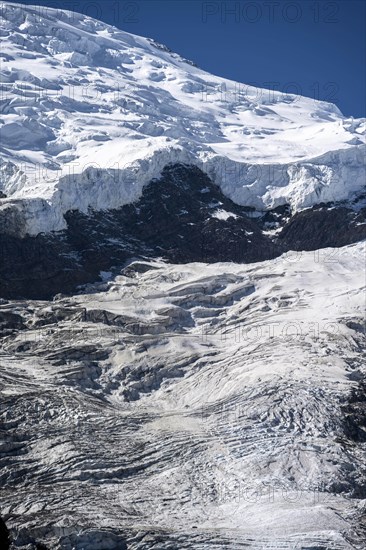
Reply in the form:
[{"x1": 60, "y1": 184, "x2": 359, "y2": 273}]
[
  {"x1": 0, "y1": 165, "x2": 365, "y2": 300},
  {"x1": 279, "y1": 203, "x2": 366, "y2": 251}
]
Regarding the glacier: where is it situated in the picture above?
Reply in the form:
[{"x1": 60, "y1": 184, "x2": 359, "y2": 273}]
[
  {"x1": 0, "y1": 242, "x2": 365, "y2": 548},
  {"x1": 0, "y1": 1, "x2": 365, "y2": 235}
]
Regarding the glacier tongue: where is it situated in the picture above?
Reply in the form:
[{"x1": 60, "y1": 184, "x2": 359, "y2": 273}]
[
  {"x1": 0, "y1": 2, "x2": 365, "y2": 235},
  {"x1": 0, "y1": 242, "x2": 365, "y2": 548}
]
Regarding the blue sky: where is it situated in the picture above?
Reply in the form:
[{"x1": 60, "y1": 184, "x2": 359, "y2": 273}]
[{"x1": 16, "y1": 0, "x2": 366, "y2": 117}]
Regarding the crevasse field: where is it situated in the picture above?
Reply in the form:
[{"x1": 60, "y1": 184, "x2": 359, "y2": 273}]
[{"x1": 0, "y1": 2, "x2": 365, "y2": 549}]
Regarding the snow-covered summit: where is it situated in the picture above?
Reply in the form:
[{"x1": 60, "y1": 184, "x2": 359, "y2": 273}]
[{"x1": 0, "y1": 2, "x2": 365, "y2": 235}]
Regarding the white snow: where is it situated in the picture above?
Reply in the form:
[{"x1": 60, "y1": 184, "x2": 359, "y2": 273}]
[
  {"x1": 0, "y1": 2, "x2": 365, "y2": 235},
  {"x1": 211, "y1": 209, "x2": 238, "y2": 220}
]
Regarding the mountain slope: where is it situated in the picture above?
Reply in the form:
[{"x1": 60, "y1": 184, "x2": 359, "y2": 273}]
[
  {"x1": 0, "y1": 2, "x2": 365, "y2": 236},
  {"x1": 1, "y1": 4, "x2": 366, "y2": 549}
]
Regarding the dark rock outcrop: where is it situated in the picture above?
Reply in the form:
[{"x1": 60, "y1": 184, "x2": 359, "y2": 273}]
[
  {"x1": 278, "y1": 204, "x2": 366, "y2": 250},
  {"x1": 0, "y1": 517, "x2": 10, "y2": 550},
  {"x1": 0, "y1": 164, "x2": 365, "y2": 300}
]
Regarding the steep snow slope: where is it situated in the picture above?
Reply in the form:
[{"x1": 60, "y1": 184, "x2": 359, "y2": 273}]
[
  {"x1": 0, "y1": 2, "x2": 365, "y2": 235},
  {"x1": 0, "y1": 242, "x2": 365, "y2": 548}
]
